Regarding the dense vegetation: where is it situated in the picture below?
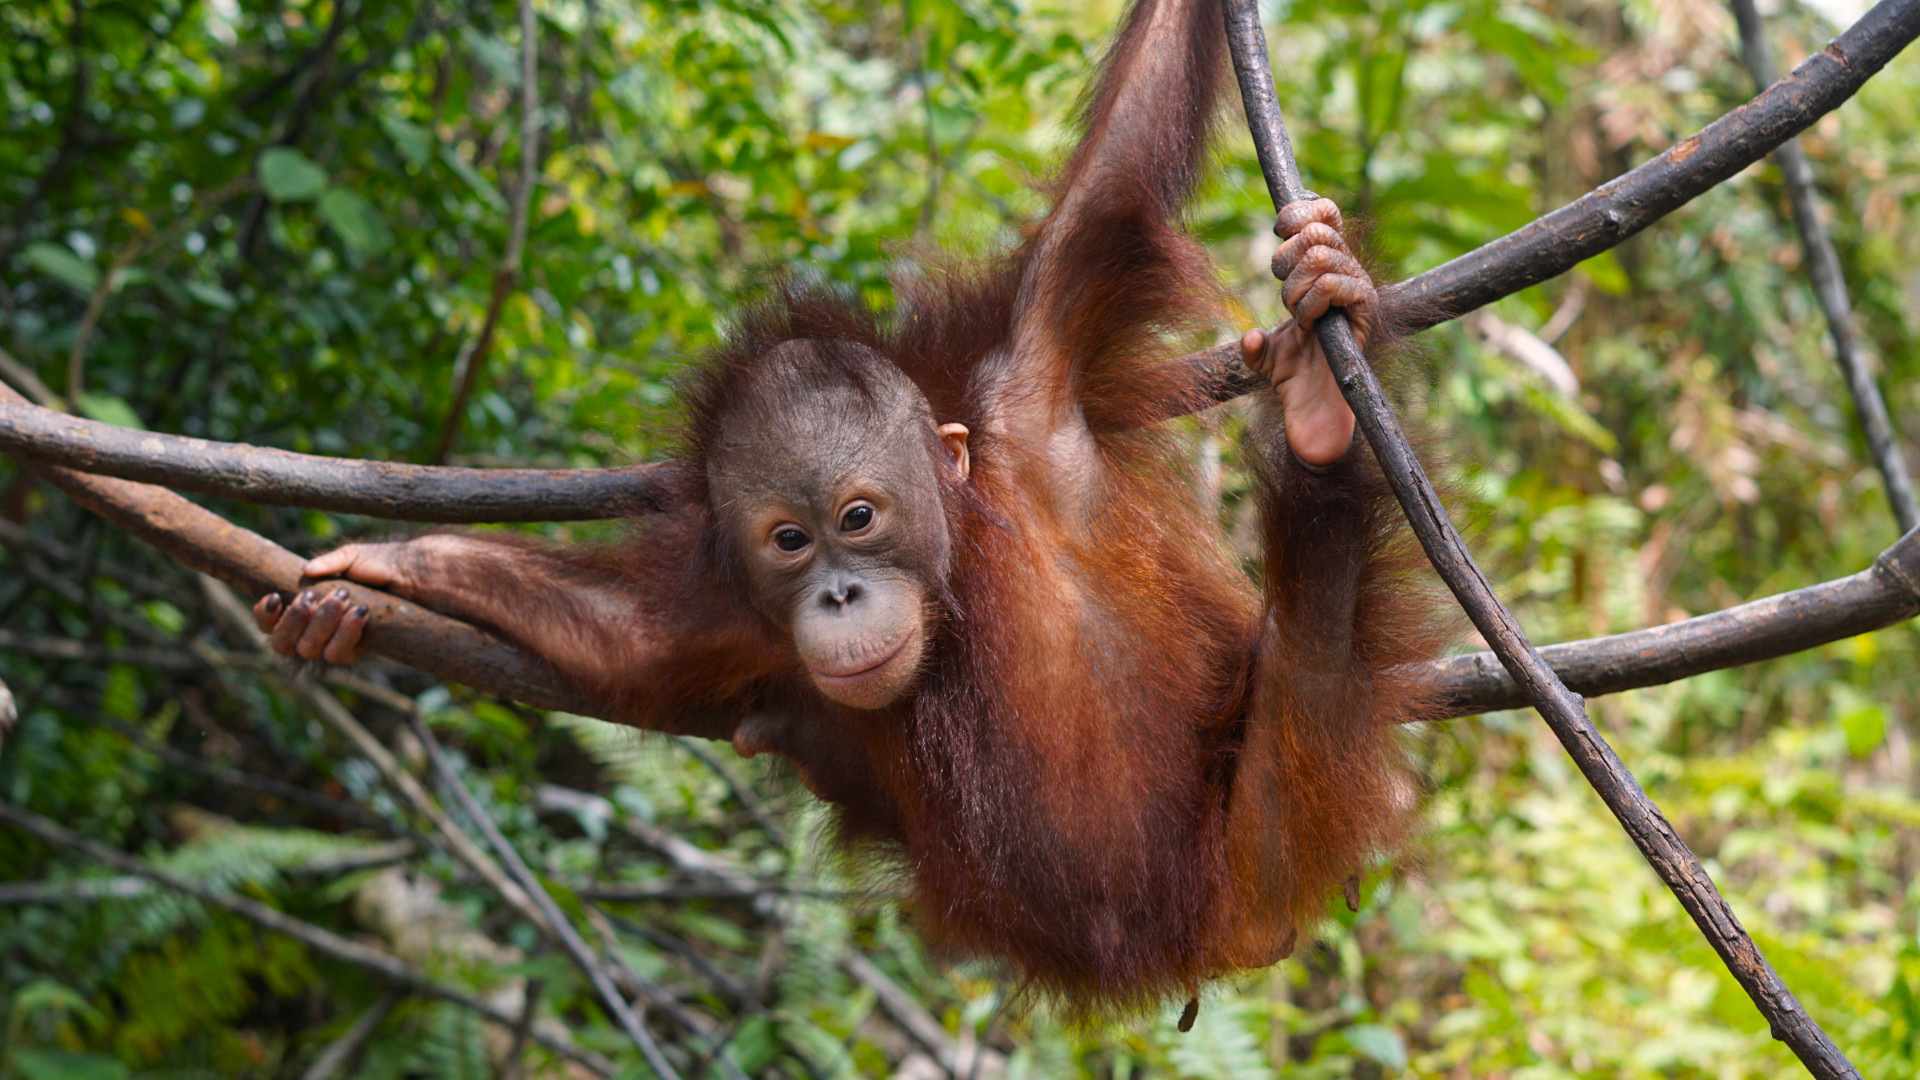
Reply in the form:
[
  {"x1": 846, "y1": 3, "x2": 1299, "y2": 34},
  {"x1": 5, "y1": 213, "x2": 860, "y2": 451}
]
[{"x1": 4, "y1": 0, "x2": 1920, "y2": 1075}]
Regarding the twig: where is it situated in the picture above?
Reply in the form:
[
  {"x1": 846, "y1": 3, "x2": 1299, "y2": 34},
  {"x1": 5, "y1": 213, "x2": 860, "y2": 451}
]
[
  {"x1": 0, "y1": 802, "x2": 616, "y2": 1078},
  {"x1": 1220, "y1": 4, "x2": 1860, "y2": 1078},
  {"x1": 1730, "y1": 0, "x2": 1919, "y2": 534},
  {"x1": 430, "y1": 0, "x2": 540, "y2": 465},
  {"x1": 407, "y1": 712, "x2": 686, "y2": 1080},
  {"x1": 500, "y1": 978, "x2": 544, "y2": 1080},
  {"x1": 299, "y1": 990, "x2": 404, "y2": 1080},
  {"x1": 0, "y1": 344, "x2": 59, "y2": 408},
  {"x1": 0, "y1": 399, "x2": 674, "y2": 522},
  {"x1": 0, "y1": 876, "x2": 149, "y2": 903},
  {"x1": 676, "y1": 736, "x2": 789, "y2": 846}
]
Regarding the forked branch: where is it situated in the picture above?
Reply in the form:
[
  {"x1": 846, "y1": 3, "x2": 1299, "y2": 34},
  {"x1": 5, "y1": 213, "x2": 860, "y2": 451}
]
[{"x1": 1221, "y1": 1, "x2": 1860, "y2": 1076}]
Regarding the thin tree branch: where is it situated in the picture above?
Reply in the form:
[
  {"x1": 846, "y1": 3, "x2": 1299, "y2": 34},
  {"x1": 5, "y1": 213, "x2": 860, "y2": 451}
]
[
  {"x1": 1730, "y1": 0, "x2": 1919, "y2": 534},
  {"x1": 0, "y1": 399, "x2": 674, "y2": 522},
  {"x1": 0, "y1": 802, "x2": 616, "y2": 1078},
  {"x1": 430, "y1": 0, "x2": 540, "y2": 466},
  {"x1": 407, "y1": 711, "x2": 686, "y2": 1080},
  {"x1": 1221, "y1": 4, "x2": 1859, "y2": 1078},
  {"x1": 298, "y1": 990, "x2": 404, "y2": 1080}
]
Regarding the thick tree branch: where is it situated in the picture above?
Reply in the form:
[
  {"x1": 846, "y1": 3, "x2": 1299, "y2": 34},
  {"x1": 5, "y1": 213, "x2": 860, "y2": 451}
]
[
  {"x1": 0, "y1": 802, "x2": 616, "y2": 1078},
  {"x1": 1730, "y1": 0, "x2": 1919, "y2": 534},
  {"x1": 1427, "y1": 525, "x2": 1920, "y2": 717},
  {"x1": 0, "y1": 399, "x2": 673, "y2": 522},
  {"x1": 1222, "y1": 4, "x2": 1860, "y2": 1077}
]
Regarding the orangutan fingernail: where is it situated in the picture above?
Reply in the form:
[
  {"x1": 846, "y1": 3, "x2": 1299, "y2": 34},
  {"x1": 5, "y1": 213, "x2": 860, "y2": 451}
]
[
  {"x1": 300, "y1": 590, "x2": 316, "y2": 604},
  {"x1": 264, "y1": 595, "x2": 281, "y2": 613},
  {"x1": 353, "y1": 606, "x2": 369, "y2": 619},
  {"x1": 334, "y1": 588, "x2": 350, "y2": 601}
]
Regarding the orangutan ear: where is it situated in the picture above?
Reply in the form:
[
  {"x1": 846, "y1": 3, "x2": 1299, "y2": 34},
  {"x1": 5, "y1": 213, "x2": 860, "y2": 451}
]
[{"x1": 936, "y1": 423, "x2": 970, "y2": 480}]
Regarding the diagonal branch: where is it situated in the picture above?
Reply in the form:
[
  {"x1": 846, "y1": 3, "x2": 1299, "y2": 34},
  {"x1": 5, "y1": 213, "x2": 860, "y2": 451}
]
[
  {"x1": 407, "y1": 712, "x2": 686, "y2": 1080},
  {"x1": 1730, "y1": 0, "x2": 1919, "y2": 534},
  {"x1": 0, "y1": 802, "x2": 616, "y2": 1078},
  {"x1": 1220, "y1": 2, "x2": 1860, "y2": 1077},
  {"x1": 1178, "y1": 0, "x2": 1920, "y2": 405}
]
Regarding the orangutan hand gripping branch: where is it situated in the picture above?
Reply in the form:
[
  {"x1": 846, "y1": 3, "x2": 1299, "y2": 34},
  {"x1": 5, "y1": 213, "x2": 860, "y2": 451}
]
[{"x1": 253, "y1": 0, "x2": 1441, "y2": 1014}]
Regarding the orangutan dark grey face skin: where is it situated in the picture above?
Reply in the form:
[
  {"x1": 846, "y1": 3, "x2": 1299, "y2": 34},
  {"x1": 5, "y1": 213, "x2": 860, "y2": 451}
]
[{"x1": 706, "y1": 344, "x2": 968, "y2": 709}]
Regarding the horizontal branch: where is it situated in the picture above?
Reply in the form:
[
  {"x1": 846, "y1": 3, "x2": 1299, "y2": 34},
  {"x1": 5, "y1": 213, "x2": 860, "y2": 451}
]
[
  {"x1": 1427, "y1": 525, "x2": 1920, "y2": 717},
  {"x1": 0, "y1": 802, "x2": 616, "y2": 1078},
  {"x1": 0, "y1": 399, "x2": 676, "y2": 522},
  {"x1": 4, "y1": 378, "x2": 601, "y2": 716}
]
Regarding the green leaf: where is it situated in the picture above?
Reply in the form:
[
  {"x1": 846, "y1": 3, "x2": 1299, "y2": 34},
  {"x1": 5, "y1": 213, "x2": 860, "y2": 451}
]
[
  {"x1": 317, "y1": 189, "x2": 394, "y2": 254},
  {"x1": 258, "y1": 147, "x2": 328, "y2": 202},
  {"x1": 1342, "y1": 1023, "x2": 1409, "y2": 1070},
  {"x1": 9, "y1": 1049, "x2": 130, "y2": 1080},
  {"x1": 185, "y1": 280, "x2": 238, "y2": 311},
  {"x1": 378, "y1": 111, "x2": 434, "y2": 167},
  {"x1": 24, "y1": 241, "x2": 100, "y2": 295},
  {"x1": 76, "y1": 393, "x2": 146, "y2": 431},
  {"x1": 441, "y1": 146, "x2": 507, "y2": 211},
  {"x1": 459, "y1": 26, "x2": 522, "y2": 87},
  {"x1": 1834, "y1": 688, "x2": 1889, "y2": 757},
  {"x1": 1578, "y1": 249, "x2": 1631, "y2": 295}
]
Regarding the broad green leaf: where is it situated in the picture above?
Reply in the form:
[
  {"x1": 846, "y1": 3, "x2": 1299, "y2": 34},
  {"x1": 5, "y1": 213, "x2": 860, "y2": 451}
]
[
  {"x1": 317, "y1": 189, "x2": 394, "y2": 254},
  {"x1": 258, "y1": 147, "x2": 328, "y2": 202},
  {"x1": 459, "y1": 26, "x2": 522, "y2": 87},
  {"x1": 76, "y1": 392, "x2": 145, "y2": 431},
  {"x1": 1578, "y1": 249, "x2": 1631, "y2": 295},
  {"x1": 1343, "y1": 1023, "x2": 1409, "y2": 1070},
  {"x1": 24, "y1": 241, "x2": 100, "y2": 295},
  {"x1": 9, "y1": 1050, "x2": 130, "y2": 1080},
  {"x1": 185, "y1": 280, "x2": 237, "y2": 310},
  {"x1": 378, "y1": 111, "x2": 434, "y2": 167}
]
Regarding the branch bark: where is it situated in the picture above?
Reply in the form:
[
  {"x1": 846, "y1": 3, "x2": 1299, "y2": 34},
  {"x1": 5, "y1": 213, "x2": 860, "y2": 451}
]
[
  {"x1": 1730, "y1": 0, "x2": 1919, "y2": 534},
  {"x1": 1221, "y1": 3, "x2": 1860, "y2": 1077},
  {"x1": 0, "y1": 399, "x2": 674, "y2": 522},
  {"x1": 1428, "y1": 524, "x2": 1920, "y2": 717}
]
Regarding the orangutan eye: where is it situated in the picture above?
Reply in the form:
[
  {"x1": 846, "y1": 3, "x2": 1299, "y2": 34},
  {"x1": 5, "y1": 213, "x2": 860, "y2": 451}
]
[
  {"x1": 774, "y1": 528, "x2": 810, "y2": 552},
  {"x1": 840, "y1": 505, "x2": 874, "y2": 532}
]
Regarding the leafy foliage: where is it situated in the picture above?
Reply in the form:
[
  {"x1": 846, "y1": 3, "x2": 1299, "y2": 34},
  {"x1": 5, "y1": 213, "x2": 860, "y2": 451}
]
[{"x1": 4, "y1": 0, "x2": 1920, "y2": 1076}]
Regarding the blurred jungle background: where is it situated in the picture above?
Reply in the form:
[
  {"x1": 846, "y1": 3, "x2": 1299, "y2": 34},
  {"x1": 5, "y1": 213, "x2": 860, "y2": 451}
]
[{"x1": 5, "y1": 0, "x2": 1920, "y2": 1075}]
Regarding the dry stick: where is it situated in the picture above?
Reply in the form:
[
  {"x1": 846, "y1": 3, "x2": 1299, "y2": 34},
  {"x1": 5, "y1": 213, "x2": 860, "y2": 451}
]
[
  {"x1": 0, "y1": 400, "x2": 674, "y2": 522},
  {"x1": 405, "y1": 712, "x2": 686, "y2": 1080},
  {"x1": 1730, "y1": 0, "x2": 1919, "y2": 534},
  {"x1": 0, "y1": 802, "x2": 617, "y2": 1078},
  {"x1": 1219, "y1": 3, "x2": 1860, "y2": 1078},
  {"x1": 298, "y1": 990, "x2": 404, "y2": 1080},
  {"x1": 430, "y1": 0, "x2": 539, "y2": 466}
]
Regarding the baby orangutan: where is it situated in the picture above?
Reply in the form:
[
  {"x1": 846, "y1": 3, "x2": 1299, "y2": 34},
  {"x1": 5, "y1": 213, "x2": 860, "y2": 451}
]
[{"x1": 257, "y1": 0, "x2": 1436, "y2": 1015}]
